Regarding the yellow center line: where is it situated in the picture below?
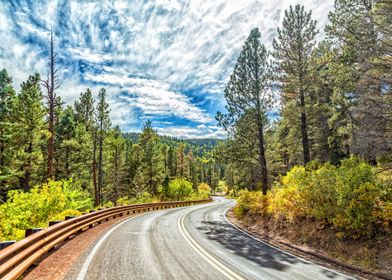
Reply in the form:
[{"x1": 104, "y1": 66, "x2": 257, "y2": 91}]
[{"x1": 178, "y1": 208, "x2": 246, "y2": 280}]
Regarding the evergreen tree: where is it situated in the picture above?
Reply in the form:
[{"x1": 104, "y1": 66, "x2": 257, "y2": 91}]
[
  {"x1": 0, "y1": 69, "x2": 17, "y2": 196},
  {"x1": 134, "y1": 120, "x2": 163, "y2": 195},
  {"x1": 167, "y1": 145, "x2": 176, "y2": 177},
  {"x1": 55, "y1": 106, "x2": 76, "y2": 179},
  {"x1": 74, "y1": 89, "x2": 97, "y2": 203},
  {"x1": 96, "y1": 88, "x2": 111, "y2": 205},
  {"x1": 327, "y1": 0, "x2": 392, "y2": 161},
  {"x1": 106, "y1": 126, "x2": 125, "y2": 203},
  {"x1": 176, "y1": 143, "x2": 186, "y2": 178},
  {"x1": 126, "y1": 142, "x2": 141, "y2": 196},
  {"x1": 273, "y1": 5, "x2": 318, "y2": 165},
  {"x1": 216, "y1": 28, "x2": 274, "y2": 194},
  {"x1": 14, "y1": 74, "x2": 47, "y2": 191}
]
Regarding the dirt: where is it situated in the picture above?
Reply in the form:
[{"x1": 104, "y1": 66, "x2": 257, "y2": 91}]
[
  {"x1": 228, "y1": 210, "x2": 392, "y2": 280},
  {"x1": 23, "y1": 214, "x2": 138, "y2": 280}
]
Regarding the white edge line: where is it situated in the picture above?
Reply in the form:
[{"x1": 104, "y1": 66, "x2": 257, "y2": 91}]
[
  {"x1": 76, "y1": 213, "x2": 148, "y2": 280},
  {"x1": 222, "y1": 203, "x2": 359, "y2": 280}
]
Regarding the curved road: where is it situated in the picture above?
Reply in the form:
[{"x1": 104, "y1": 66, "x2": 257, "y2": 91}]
[{"x1": 70, "y1": 197, "x2": 354, "y2": 280}]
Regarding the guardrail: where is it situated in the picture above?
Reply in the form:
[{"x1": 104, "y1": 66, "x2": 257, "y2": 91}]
[{"x1": 0, "y1": 198, "x2": 212, "y2": 280}]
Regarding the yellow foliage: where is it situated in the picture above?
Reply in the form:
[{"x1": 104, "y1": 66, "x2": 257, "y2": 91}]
[
  {"x1": 235, "y1": 157, "x2": 392, "y2": 239},
  {"x1": 234, "y1": 190, "x2": 270, "y2": 218},
  {"x1": 197, "y1": 183, "x2": 211, "y2": 199},
  {"x1": 0, "y1": 180, "x2": 92, "y2": 241}
]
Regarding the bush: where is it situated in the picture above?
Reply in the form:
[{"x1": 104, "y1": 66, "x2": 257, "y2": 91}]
[
  {"x1": 132, "y1": 192, "x2": 158, "y2": 204},
  {"x1": 217, "y1": 181, "x2": 228, "y2": 194},
  {"x1": 0, "y1": 180, "x2": 92, "y2": 241},
  {"x1": 235, "y1": 157, "x2": 392, "y2": 239},
  {"x1": 197, "y1": 183, "x2": 211, "y2": 199},
  {"x1": 234, "y1": 190, "x2": 270, "y2": 218},
  {"x1": 167, "y1": 178, "x2": 194, "y2": 201},
  {"x1": 50, "y1": 209, "x2": 82, "y2": 221}
]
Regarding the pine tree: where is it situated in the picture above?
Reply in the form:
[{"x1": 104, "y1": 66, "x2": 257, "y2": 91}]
[
  {"x1": 0, "y1": 69, "x2": 17, "y2": 195},
  {"x1": 96, "y1": 88, "x2": 111, "y2": 205},
  {"x1": 106, "y1": 126, "x2": 125, "y2": 203},
  {"x1": 126, "y1": 142, "x2": 141, "y2": 196},
  {"x1": 74, "y1": 89, "x2": 97, "y2": 203},
  {"x1": 14, "y1": 74, "x2": 47, "y2": 191},
  {"x1": 273, "y1": 5, "x2": 318, "y2": 165},
  {"x1": 55, "y1": 106, "x2": 76, "y2": 179},
  {"x1": 327, "y1": 0, "x2": 392, "y2": 160},
  {"x1": 134, "y1": 121, "x2": 163, "y2": 195},
  {"x1": 216, "y1": 28, "x2": 274, "y2": 194},
  {"x1": 176, "y1": 143, "x2": 186, "y2": 178},
  {"x1": 167, "y1": 145, "x2": 176, "y2": 177}
]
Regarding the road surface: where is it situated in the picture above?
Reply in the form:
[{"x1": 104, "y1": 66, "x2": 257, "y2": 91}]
[{"x1": 70, "y1": 197, "x2": 354, "y2": 280}]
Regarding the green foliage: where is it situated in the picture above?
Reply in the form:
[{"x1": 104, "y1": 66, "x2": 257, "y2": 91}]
[
  {"x1": 167, "y1": 178, "x2": 194, "y2": 201},
  {"x1": 197, "y1": 183, "x2": 211, "y2": 199},
  {"x1": 236, "y1": 158, "x2": 392, "y2": 239},
  {"x1": 216, "y1": 28, "x2": 273, "y2": 194},
  {"x1": 50, "y1": 209, "x2": 82, "y2": 221},
  {"x1": 134, "y1": 121, "x2": 164, "y2": 195},
  {"x1": 216, "y1": 181, "x2": 228, "y2": 194},
  {"x1": 234, "y1": 189, "x2": 270, "y2": 218},
  {"x1": 0, "y1": 180, "x2": 92, "y2": 241},
  {"x1": 116, "y1": 192, "x2": 159, "y2": 205}
]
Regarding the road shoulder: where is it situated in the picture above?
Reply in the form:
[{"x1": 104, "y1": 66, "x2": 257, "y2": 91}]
[
  {"x1": 226, "y1": 209, "x2": 390, "y2": 280},
  {"x1": 24, "y1": 214, "x2": 138, "y2": 280}
]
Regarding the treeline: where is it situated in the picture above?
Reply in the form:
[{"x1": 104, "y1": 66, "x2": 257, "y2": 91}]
[
  {"x1": 126, "y1": 132, "x2": 219, "y2": 157},
  {"x1": 0, "y1": 69, "x2": 222, "y2": 206},
  {"x1": 216, "y1": 1, "x2": 392, "y2": 193}
]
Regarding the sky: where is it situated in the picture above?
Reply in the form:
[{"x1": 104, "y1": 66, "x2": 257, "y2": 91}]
[{"x1": 0, "y1": 0, "x2": 334, "y2": 139}]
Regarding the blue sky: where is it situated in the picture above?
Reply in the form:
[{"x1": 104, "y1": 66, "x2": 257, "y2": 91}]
[{"x1": 0, "y1": 0, "x2": 333, "y2": 138}]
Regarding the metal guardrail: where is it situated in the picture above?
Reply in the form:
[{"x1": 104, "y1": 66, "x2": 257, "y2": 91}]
[{"x1": 0, "y1": 198, "x2": 212, "y2": 280}]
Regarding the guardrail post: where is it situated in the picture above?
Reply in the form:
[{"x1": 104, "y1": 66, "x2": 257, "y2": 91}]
[
  {"x1": 49, "y1": 220, "x2": 62, "y2": 226},
  {"x1": 25, "y1": 228, "x2": 43, "y2": 238},
  {"x1": 0, "y1": 241, "x2": 16, "y2": 251},
  {"x1": 65, "y1": 216, "x2": 76, "y2": 220}
]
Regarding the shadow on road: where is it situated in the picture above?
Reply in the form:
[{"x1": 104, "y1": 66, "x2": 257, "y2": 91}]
[{"x1": 197, "y1": 221, "x2": 347, "y2": 279}]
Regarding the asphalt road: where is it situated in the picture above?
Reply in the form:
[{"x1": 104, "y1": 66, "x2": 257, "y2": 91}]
[{"x1": 71, "y1": 197, "x2": 354, "y2": 280}]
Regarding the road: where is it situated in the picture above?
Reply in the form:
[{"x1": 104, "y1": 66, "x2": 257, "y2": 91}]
[{"x1": 70, "y1": 197, "x2": 354, "y2": 280}]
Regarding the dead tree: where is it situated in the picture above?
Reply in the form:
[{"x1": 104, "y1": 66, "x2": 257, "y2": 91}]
[{"x1": 42, "y1": 30, "x2": 59, "y2": 179}]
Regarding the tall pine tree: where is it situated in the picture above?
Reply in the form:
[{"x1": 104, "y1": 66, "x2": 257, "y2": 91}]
[
  {"x1": 273, "y1": 5, "x2": 318, "y2": 165},
  {"x1": 216, "y1": 28, "x2": 274, "y2": 194}
]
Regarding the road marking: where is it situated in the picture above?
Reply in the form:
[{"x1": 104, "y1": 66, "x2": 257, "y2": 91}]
[
  {"x1": 76, "y1": 213, "x2": 147, "y2": 280},
  {"x1": 222, "y1": 205, "x2": 357, "y2": 280},
  {"x1": 178, "y1": 208, "x2": 246, "y2": 280}
]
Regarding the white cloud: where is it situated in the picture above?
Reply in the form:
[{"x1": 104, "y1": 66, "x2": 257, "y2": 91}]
[
  {"x1": 0, "y1": 0, "x2": 335, "y2": 138},
  {"x1": 157, "y1": 125, "x2": 226, "y2": 139},
  {"x1": 85, "y1": 73, "x2": 212, "y2": 123}
]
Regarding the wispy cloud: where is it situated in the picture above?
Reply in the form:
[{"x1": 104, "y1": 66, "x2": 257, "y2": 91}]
[{"x1": 0, "y1": 0, "x2": 334, "y2": 138}]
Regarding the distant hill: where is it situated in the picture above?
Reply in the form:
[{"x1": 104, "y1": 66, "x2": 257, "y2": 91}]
[{"x1": 124, "y1": 132, "x2": 221, "y2": 157}]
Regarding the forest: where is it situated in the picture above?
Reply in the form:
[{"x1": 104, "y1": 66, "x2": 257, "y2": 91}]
[
  {"x1": 0, "y1": 0, "x2": 391, "y2": 254},
  {"x1": 216, "y1": 0, "x2": 392, "y2": 271},
  {"x1": 214, "y1": 1, "x2": 391, "y2": 272},
  {"x1": 0, "y1": 69, "x2": 222, "y2": 240}
]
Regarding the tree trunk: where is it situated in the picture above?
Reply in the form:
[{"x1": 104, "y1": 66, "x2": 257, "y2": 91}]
[
  {"x1": 92, "y1": 132, "x2": 99, "y2": 206},
  {"x1": 256, "y1": 117, "x2": 268, "y2": 195},
  {"x1": 47, "y1": 108, "x2": 54, "y2": 178},
  {"x1": 47, "y1": 31, "x2": 56, "y2": 179},
  {"x1": 98, "y1": 134, "x2": 104, "y2": 205},
  {"x1": 65, "y1": 146, "x2": 69, "y2": 177},
  {"x1": 24, "y1": 141, "x2": 33, "y2": 192},
  {"x1": 114, "y1": 148, "x2": 118, "y2": 204},
  {"x1": 300, "y1": 92, "x2": 311, "y2": 165}
]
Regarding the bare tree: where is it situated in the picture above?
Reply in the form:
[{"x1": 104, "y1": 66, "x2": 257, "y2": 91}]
[{"x1": 42, "y1": 30, "x2": 59, "y2": 179}]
